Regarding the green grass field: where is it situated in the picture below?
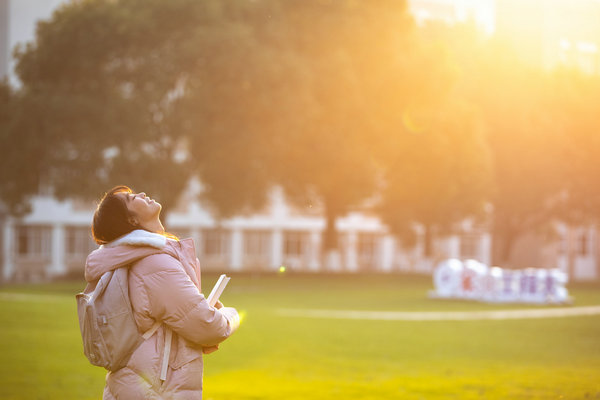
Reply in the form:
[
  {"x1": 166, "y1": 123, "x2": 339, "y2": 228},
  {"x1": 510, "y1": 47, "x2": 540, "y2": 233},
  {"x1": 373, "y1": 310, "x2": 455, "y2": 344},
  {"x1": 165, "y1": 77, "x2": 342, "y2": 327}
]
[{"x1": 1, "y1": 273, "x2": 599, "y2": 399}]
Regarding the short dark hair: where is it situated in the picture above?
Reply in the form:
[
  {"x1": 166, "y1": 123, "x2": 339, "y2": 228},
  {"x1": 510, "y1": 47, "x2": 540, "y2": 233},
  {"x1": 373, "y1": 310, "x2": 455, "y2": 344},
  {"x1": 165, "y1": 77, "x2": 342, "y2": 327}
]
[{"x1": 91, "y1": 185, "x2": 138, "y2": 245}]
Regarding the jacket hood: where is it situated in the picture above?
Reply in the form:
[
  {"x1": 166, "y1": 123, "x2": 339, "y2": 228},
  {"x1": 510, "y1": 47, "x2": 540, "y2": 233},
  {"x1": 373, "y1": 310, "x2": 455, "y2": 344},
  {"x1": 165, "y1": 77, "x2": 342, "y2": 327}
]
[{"x1": 85, "y1": 230, "x2": 171, "y2": 282}]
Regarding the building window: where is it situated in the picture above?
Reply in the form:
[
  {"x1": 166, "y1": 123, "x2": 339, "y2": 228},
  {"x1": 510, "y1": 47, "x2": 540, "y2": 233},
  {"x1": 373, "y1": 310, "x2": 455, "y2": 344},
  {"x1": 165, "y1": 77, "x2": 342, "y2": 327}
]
[
  {"x1": 15, "y1": 226, "x2": 51, "y2": 260},
  {"x1": 460, "y1": 233, "x2": 480, "y2": 260},
  {"x1": 284, "y1": 231, "x2": 307, "y2": 257},
  {"x1": 65, "y1": 226, "x2": 96, "y2": 258},
  {"x1": 358, "y1": 234, "x2": 377, "y2": 258},
  {"x1": 283, "y1": 231, "x2": 311, "y2": 270},
  {"x1": 244, "y1": 230, "x2": 271, "y2": 257},
  {"x1": 558, "y1": 234, "x2": 567, "y2": 255},
  {"x1": 579, "y1": 231, "x2": 589, "y2": 256},
  {"x1": 203, "y1": 229, "x2": 229, "y2": 257},
  {"x1": 358, "y1": 233, "x2": 380, "y2": 270}
]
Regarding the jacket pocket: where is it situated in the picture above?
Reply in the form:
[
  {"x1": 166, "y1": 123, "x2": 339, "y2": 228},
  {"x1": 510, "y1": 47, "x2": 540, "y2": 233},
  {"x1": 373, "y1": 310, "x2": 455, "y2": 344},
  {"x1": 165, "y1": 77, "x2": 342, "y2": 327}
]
[{"x1": 170, "y1": 337, "x2": 202, "y2": 369}]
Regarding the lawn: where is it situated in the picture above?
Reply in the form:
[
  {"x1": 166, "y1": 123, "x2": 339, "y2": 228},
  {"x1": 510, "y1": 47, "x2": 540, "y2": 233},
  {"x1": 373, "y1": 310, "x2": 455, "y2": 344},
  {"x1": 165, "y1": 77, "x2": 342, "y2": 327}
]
[{"x1": 0, "y1": 273, "x2": 599, "y2": 399}]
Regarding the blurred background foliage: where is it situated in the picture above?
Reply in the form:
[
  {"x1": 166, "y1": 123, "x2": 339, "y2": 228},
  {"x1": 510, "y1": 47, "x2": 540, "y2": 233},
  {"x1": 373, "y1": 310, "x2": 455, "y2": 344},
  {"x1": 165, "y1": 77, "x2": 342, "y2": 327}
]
[{"x1": 1, "y1": 0, "x2": 599, "y2": 265}]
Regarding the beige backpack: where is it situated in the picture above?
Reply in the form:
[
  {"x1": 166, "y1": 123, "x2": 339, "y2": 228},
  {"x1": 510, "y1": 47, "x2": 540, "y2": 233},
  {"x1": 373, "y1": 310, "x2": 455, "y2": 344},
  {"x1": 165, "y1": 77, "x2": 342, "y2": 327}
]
[{"x1": 76, "y1": 266, "x2": 163, "y2": 372}]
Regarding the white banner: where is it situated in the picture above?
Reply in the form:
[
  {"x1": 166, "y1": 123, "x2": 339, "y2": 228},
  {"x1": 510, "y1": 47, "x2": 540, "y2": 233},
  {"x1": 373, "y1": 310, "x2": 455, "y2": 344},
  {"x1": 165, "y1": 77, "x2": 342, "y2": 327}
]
[{"x1": 430, "y1": 259, "x2": 570, "y2": 304}]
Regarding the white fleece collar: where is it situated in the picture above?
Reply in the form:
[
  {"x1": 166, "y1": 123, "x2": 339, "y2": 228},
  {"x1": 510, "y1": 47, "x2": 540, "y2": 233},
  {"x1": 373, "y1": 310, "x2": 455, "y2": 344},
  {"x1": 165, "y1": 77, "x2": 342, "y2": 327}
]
[{"x1": 104, "y1": 229, "x2": 167, "y2": 249}]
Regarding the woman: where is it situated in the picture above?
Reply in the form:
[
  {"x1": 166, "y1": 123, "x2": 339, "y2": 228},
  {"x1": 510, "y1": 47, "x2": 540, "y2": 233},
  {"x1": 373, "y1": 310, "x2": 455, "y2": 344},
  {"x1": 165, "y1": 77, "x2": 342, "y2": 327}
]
[{"x1": 85, "y1": 185, "x2": 239, "y2": 399}]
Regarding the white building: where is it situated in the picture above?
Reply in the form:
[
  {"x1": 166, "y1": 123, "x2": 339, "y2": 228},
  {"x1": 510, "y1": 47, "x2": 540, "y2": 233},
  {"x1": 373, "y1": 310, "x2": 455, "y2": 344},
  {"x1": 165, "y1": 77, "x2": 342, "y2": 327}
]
[{"x1": 1, "y1": 183, "x2": 494, "y2": 281}]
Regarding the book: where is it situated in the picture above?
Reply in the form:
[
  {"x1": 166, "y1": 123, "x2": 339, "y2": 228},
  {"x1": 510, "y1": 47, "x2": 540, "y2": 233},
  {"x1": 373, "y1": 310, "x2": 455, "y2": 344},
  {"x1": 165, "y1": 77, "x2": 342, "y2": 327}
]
[{"x1": 206, "y1": 274, "x2": 231, "y2": 307}]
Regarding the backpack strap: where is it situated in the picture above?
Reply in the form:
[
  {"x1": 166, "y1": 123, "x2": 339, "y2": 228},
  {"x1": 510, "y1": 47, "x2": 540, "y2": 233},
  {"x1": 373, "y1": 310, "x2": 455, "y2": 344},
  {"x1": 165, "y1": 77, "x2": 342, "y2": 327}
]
[
  {"x1": 131, "y1": 250, "x2": 180, "y2": 381},
  {"x1": 142, "y1": 321, "x2": 161, "y2": 340},
  {"x1": 141, "y1": 321, "x2": 172, "y2": 382},
  {"x1": 160, "y1": 327, "x2": 173, "y2": 381}
]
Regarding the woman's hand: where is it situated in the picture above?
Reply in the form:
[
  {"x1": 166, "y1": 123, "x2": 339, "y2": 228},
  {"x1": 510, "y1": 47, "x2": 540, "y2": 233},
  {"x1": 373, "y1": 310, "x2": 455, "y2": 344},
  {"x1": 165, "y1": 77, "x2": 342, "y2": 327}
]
[
  {"x1": 202, "y1": 345, "x2": 219, "y2": 354},
  {"x1": 214, "y1": 300, "x2": 224, "y2": 309}
]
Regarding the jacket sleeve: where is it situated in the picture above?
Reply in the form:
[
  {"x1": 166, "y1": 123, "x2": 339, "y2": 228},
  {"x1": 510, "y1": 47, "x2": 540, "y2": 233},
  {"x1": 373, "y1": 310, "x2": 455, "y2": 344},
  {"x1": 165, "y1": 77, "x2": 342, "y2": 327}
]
[{"x1": 131, "y1": 253, "x2": 239, "y2": 346}]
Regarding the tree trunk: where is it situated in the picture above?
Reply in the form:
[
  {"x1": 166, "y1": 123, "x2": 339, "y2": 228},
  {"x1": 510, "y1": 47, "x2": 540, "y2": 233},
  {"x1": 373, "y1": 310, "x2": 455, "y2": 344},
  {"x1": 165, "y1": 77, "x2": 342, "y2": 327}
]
[
  {"x1": 423, "y1": 224, "x2": 434, "y2": 258},
  {"x1": 0, "y1": 211, "x2": 4, "y2": 283},
  {"x1": 321, "y1": 202, "x2": 341, "y2": 271},
  {"x1": 492, "y1": 226, "x2": 516, "y2": 267},
  {"x1": 500, "y1": 232, "x2": 514, "y2": 266},
  {"x1": 566, "y1": 224, "x2": 576, "y2": 280},
  {"x1": 323, "y1": 208, "x2": 338, "y2": 252}
]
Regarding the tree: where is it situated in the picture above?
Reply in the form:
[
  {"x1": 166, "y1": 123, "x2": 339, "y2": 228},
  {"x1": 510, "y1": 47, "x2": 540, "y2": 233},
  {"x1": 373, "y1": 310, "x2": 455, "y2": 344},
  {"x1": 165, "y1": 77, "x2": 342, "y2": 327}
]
[
  {"x1": 549, "y1": 69, "x2": 600, "y2": 222},
  {"x1": 262, "y1": 0, "x2": 443, "y2": 260},
  {"x1": 183, "y1": 1, "x2": 454, "y2": 268},
  {"x1": 8, "y1": 0, "x2": 308, "y2": 220},
  {"x1": 7, "y1": 0, "x2": 467, "y2": 270},
  {"x1": 6, "y1": 0, "x2": 330, "y2": 224},
  {"x1": 181, "y1": 0, "x2": 308, "y2": 218},
  {"x1": 373, "y1": 21, "x2": 492, "y2": 259},
  {"x1": 9, "y1": 0, "x2": 217, "y2": 216},
  {"x1": 378, "y1": 99, "x2": 492, "y2": 258},
  {"x1": 415, "y1": 22, "x2": 572, "y2": 266},
  {"x1": 473, "y1": 43, "x2": 566, "y2": 266},
  {"x1": 545, "y1": 69, "x2": 600, "y2": 276}
]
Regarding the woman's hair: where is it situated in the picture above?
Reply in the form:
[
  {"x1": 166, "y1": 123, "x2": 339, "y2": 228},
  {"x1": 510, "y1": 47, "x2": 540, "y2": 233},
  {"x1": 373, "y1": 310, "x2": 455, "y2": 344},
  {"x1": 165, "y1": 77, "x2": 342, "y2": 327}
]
[{"x1": 92, "y1": 185, "x2": 138, "y2": 245}]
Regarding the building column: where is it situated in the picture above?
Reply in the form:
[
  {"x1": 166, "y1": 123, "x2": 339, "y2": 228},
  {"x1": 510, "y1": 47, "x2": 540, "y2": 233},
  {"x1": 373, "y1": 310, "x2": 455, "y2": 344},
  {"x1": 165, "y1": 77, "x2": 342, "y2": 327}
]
[
  {"x1": 566, "y1": 226, "x2": 579, "y2": 279},
  {"x1": 308, "y1": 230, "x2": 321, "y2": 271},
  {"x1": 556, "y1": 223, "x2": 568, "y2": 273},
  {"x1": 447, "y1": 236, "x2": 460, "y2": 259},
  {"x1": 271, "y1": 229, "x2": 283, "y2": 270},
  {"x1": 2, "y1": 218, "x2": 14, "y2": 282},
  {"x1": 191, "y1": 227, "x2": 202, "y2": 257},
  {"x1": 230, "y1": 228, "x2": 243, "y2": 271},
  {"x1": 480, "y1": 233, "x2": 492, "y2": 266},
  {"x1": 593, "y1": 225, "x2": 600, "y2": 280},
  {"x1": 49, "y1": 223, "x2": 65, "y2": 277},
  {"x1": 381, "y1": 236, "x2": 395, "y2": 272},
  {"x1": 345, "y1": 231, "x2": 358, "y2": 272},
  {"x1": 587, "y1": 226, "x2": 597, "y2": 280}
]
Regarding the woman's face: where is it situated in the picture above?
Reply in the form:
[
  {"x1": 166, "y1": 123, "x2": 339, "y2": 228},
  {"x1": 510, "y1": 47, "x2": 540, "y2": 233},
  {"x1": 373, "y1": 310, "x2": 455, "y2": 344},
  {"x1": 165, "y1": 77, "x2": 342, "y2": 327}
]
[{"x1": 116, "y1": 191, "x2": 162, "y2": 226}]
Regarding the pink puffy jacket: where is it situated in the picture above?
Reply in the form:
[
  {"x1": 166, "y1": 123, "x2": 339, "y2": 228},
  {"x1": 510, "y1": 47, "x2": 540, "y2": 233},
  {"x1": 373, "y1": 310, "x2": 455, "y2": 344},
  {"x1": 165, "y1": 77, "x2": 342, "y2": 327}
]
[{"x1": 85, "y1": 231, "x2": 239, "y2": 400}]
